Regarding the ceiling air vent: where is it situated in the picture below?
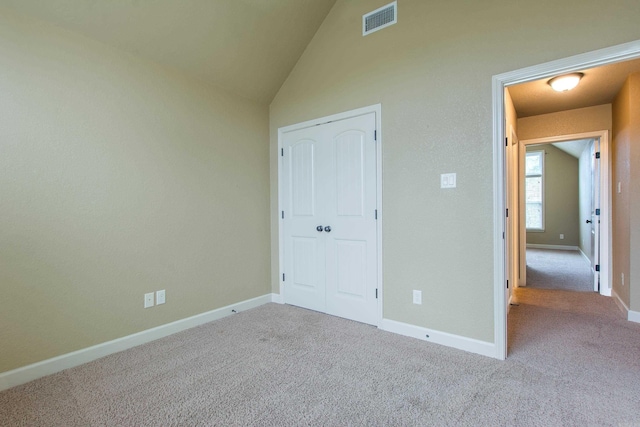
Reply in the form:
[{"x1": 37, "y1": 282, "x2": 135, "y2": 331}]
[{"x1": 363, "y1": 1, "x2": 397, "y2": 36}]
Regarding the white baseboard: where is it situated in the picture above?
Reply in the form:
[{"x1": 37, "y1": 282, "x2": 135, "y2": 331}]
[
  {"x1": 612, "y1": 289, "x2": 628, "y2": 314},
  {"x1": 526, "y1": 244, "x2": 579, "y2": 251},
  {"x1": 270, "y1": 292, "x2": 284, "y2": 304},
  {"x1": 0, "y1": 293, "x2": 276, "y2": 392},
  {"x1": 380, "y1": 318, "x2": 496, "y2": 359},
  {"x1": 578, "y1": 248, "x2": 591, "y2": 264},
  {"x1": 611, "y1": 289, "x2": 637, "y2": 322}
]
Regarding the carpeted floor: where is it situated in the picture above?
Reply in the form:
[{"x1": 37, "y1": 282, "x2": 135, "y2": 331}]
[
  {"x1": 1, "y1": 292, "x2": 639, "y2": 426},
  {"x1": 526, "y1": 248, "x2": 593, "y2": 292}
]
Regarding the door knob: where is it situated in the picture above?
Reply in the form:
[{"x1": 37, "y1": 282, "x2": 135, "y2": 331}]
[
  {"x1": 324, "y1": 226, "x2": 332, "y2": 232},
  {"x1": 316, "y1": 225, "x2": 324, "y2": 232},
  {"x1": 586, "y1": 220, "x2": 592, "y2": 224}
]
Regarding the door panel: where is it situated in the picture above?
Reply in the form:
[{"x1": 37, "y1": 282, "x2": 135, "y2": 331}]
[
  {"x1": 291, "y1": 140, "x2": 316, "y2": 216},
  {"x1": 288, "y1": 236, "x2": 325, "y2": 311},
  {"x1": 335, "y1": 131, "x2": 365, "y2": 217},
  {"x1": 334, "y1": 240, "x2": 367, "y2": 297}
]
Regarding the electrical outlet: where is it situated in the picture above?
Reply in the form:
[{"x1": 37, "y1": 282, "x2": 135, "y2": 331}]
[
  {"x1": 559, "y1": 234, "x2": 564, "y2": 240},
  {"x1": 144, "y1": 292, "x2": 154, "y2": 308},
  {"x1": 156, "y1": 290, "x2": 166, "y2": 305},
  {"x1": 413, "y1": 290, "x2": 422, "y2": 305}
]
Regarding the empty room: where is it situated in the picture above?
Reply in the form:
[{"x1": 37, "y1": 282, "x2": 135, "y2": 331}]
[{"x1": 1, "y1": 1, "x2": 640, "y2": 425}]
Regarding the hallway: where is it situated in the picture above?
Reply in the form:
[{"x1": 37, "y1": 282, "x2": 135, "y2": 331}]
[{"x1": 525, "y1": 248, "x2": 593, "y2": 292}]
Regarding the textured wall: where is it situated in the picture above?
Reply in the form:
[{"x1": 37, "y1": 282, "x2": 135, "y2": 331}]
[
  {"x1": 517, "y1": 105, "x2": 612, "y2": 141},
  {"x1": 525, "y1": 145, "x2": 579, "y2": 246},
  {"x1": 612, "y1": 73, "x2": 640, "y2": 311},
  {"x1": 269, "y1": 0, "x2": 640, "y2": 343},
  {"x1": 0, "y1": 9, "x2": 270, "y2": 372}
]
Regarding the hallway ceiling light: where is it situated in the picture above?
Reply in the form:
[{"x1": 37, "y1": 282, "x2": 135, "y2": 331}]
[{"x1": 548, "y1": 73, "x2": 584, "y2": 92}]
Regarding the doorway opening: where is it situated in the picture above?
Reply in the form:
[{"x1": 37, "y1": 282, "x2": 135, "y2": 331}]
[
  {"x1": 492, "y1": 39, "x2": 640, "y2": 360},
  {"x1": 518, "y1": 132, "x2": 610, "y2": 295}
]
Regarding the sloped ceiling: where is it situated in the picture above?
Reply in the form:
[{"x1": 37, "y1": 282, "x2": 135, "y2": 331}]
[
  {"x1": 0, "y1": 0, "x2": 337, "y2": 104},
  {"x1": 552, "y1": 139, "x2": 591, "y2": 159}
]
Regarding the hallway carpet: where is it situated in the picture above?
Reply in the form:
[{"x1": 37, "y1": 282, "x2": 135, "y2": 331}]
[
  {"x1": 526, "y1": 248, "x2": 594, "y2": 292},
  {"x1": 1, "y1": 294, "x2": 639, "y2": 426}
]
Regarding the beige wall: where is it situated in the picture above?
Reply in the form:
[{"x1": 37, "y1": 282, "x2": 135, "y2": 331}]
[
  {"x1": 525, "y1": 145, "x2": 579, "y2": 246},
  {"x1": 517, "y1": 104, "x2": 612, "y2": 141},
  {"x1": 612, "y1": 72, "x2": 640, "y2": 311},
  {"x1": 0, "y1": 9, "x2": 270, "y2": 373},
  {"x1": 270, "y1": 0, "x2": 640, "y2": 343}
]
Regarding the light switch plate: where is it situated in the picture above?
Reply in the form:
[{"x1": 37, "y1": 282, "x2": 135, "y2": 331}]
[
  {"x1": 441, "y1": 173, "x2": 456, "y2": 188},
  {"x1": 413, "y1": 290, "x2": 422, "y2": 305},
  {"x1": 156, "y1": 290, "x2": 166, "y2": 305}
]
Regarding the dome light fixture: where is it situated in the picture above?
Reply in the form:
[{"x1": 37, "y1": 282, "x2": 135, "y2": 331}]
[{"x1": 548, "y1": 73, "x2": 584, "y2": 92}]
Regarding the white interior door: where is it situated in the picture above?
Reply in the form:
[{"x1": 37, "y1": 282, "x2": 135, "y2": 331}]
[
  {"x1": 281, "y1": 129, "x2": 326, "y2": 312},
  {"x1": 590, "y1": 139, "x2": 601, "y2": 292},
  {"x1": 282, "y1": 113, "x2": 378, "y2": 325}
]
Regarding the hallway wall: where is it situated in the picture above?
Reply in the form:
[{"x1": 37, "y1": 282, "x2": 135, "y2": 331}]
[{"x1": 612, "y1": 72, "x2": 640, "y2": 313}]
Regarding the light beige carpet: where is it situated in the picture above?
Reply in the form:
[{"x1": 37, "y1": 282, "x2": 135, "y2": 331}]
[
  {"x1": 1, "y1": 290, "x2": 639, "y2": 426},
  {"x1": 526, "y1": 248, "x2": 593, "y2": 292}
]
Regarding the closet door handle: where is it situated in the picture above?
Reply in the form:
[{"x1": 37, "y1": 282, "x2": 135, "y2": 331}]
[
  {"x1": 586, "y1": 220, "x2": 592, "y2": 224},
  {"x1": 316, "y1": 225, "x2": 324, "y2": 232},
  {"x1": 324, "y1": 226, "x2": 331, "y2": 233}
]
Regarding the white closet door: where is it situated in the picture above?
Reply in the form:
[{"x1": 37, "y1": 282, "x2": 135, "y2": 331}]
[
  {"x1": 282, "y1": 130, "x2": 327, "y2": 313},
  {"x1": 282, "y1": 112, "x2": 378, "y2": 325},
  {"x1": 323, "y1": 114, "x2": 377, "y2": 325}
]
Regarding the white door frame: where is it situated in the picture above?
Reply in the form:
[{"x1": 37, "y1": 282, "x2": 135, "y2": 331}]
[
  {"x1": 277, "y1": 104, "x2": 383, "y2": 326},
  {"x1": 519, "y1": 131, "x2": 611, "y2": 296},
  {"x1": 492, "y1": 39, "x2": 640, "y2": 360}
]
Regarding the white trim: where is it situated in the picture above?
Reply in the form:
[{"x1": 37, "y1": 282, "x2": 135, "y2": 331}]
[
  {"x1": 0, "y1": 294, "x2": 274, "y2": 391},
  {"x1": 611, "y1": 289, "x2": 640, "y2": 324},
  {"x1": 524, "y1": 149, "x2": 545, "y2": 231},
  {"x1": 270, "y1": 292, "x2": 284, "y2": 304},
  {"x1": 612, "y1": 289, "x2": 629, "y2": 315},
  {"x1": 492, "y1": 39, "x2": 640, "y2": 360},
  {"x1": 277, "y1": 104, "x2": 383, "y2": 327},
  {"x1": 579, "y1": 247, "x2": 591, "y2": 264},
  {"x1": 492, "y1": 72, "x2": 507, "y2": 360},
  {"x1": 526, "y1": 244, "x2": 579, "y2": 251},
  {"x1": 380, "y1": 319, "x2": 496, "y2": 358}
]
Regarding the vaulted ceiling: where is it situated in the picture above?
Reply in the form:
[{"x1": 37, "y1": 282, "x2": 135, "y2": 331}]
[{"x1": 0, "y1": 0, "x2": 337, "y2": 104}]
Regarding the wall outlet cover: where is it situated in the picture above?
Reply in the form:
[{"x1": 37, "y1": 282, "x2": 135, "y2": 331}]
[
  {"x1": 413, "y1": 290, "x2": 422, "y2": 305},
  {"x1": 156, "y1": 290, "x2": 166, "y2": 305},
  {"x1": 144, "y1": 292, "x2": 154, "y2": 308}
]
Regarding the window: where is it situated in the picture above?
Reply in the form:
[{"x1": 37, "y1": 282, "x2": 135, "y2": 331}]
[{"x1": 525, "y1": 150, "x2": 544, "y2": 230}]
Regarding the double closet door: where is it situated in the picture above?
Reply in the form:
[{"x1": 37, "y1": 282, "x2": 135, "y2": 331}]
[{"x1": 282, "y1": 112, "x2": 378, "y2": 325}]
